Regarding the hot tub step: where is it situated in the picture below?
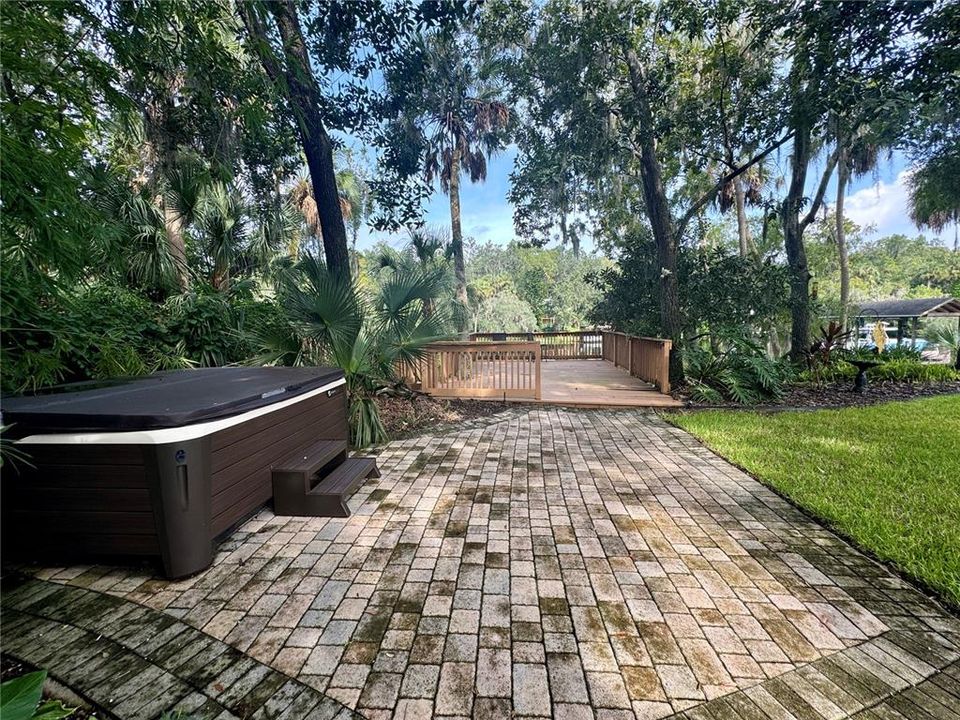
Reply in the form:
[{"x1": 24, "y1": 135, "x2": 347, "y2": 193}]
[
  {"x1": 274, "y1": 439, "x2": 348, "y2": 480},
  {"x1": 306, "y1": 457, "x2": 380, "y2": 517},
  {"x1": 272, "y1": 439, "x2": 348, "y2": 516}
]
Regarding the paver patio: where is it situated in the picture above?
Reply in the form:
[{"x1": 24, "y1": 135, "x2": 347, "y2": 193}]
[{"x1": 4, "y1": 408, "x2": 959, "y2": 719}]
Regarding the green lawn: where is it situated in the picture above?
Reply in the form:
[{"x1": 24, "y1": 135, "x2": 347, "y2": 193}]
[{"x1": 669, "y1": 395, "x2": 960, "y2": 607}]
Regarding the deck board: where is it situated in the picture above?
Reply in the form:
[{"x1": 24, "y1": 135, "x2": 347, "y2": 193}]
[{"x1": 538, "y1": 359, "x2": 681, "y2": 408}]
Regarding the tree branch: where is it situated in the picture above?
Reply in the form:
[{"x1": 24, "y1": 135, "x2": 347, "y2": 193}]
[
  {"x1": 237, "y1": 1, "x2": 283, "y2": 86},
  {"x1": 800, "y1": 145, "x2": 840, "y2": 230},
  {"x1": 676, "y1": 131, "x2": 794, "y2": 239}
]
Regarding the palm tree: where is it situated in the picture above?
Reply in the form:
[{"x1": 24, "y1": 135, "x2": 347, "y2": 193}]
[
  {"x1": 258, "y1": 255, "x2": 449, "y2": 446},
  {"x1": 334, "y1": 163, "x2": 371, "y2": 277},
  {"x1": 715, "y1": 160, "x2": 771, "y2": 257},
  {"x1": 925, "y1": 321, "x2": 960, "y2": 370},
  {"x1": 288, "y1": 168, "x2": 355, "y2": 260},
  {"x1": 908, "y1": 153, "x2": 960, "y2": 252},
  {"x1": 194, "y1": 182, "x2": 248, "y2": 291},
  {"x1": 370, "y1": 226, "x2": 454, "y2": 321},
  {"x1": 417, "y1": 33, "x2": 510, "y2": 333}
]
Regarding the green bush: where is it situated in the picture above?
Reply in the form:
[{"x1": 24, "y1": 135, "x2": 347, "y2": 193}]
[
  {"x1": 799, "y1": 358, "x2": 960, "y2": 383},
  {"x1": 262, "y1": 256, "x2": 450, "y2": 447},
  {"x1": 1, "y1": 282, "x2": 283, "y2": 394},
  {"x1": 1, "y1": 283, "x2": 180, "y2": 393},
  {"x1": 683, "y1": 338, "x2": 794, "y2": 404}
]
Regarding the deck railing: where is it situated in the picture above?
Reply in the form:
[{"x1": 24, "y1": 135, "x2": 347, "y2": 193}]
[
  {"x1": 469, "y1": 331, "x2": 602, "y2": 359},
  {"x1": 601, "y1": 331, "x2": 672, "y2": 393},
  {"x1": 412, "y1": 341, "x2": 541, "y2": 400},
  {"x1": 407, "y1": 330, "x2": 670, "y2": 401}
]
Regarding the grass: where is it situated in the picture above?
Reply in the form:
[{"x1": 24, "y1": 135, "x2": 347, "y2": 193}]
[{"x1": 669, "y1": 395, "x2": 960, "y2": 607}]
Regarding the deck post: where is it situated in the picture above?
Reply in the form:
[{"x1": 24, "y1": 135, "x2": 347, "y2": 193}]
[
  {"x1": 534, "y1": 343, "x2": 542, "y2": 400},
  {"x1": 660, "y1": 340, "x2": 672, "y2": 394}
]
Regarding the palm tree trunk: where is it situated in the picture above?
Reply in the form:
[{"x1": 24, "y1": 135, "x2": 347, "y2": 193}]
[
  {"x1": 212, "y1": 265, "x2": 230, "y2": 292},
  {"x1": 835, "y1": 147, "x2": 850, "y2": 330},
  {"x1": 449, "y1": 147, "x2": 469, "y2": 335},
  {"x1": 351, "y1": 224, "x2": 359, "y2": 277},
  {"x1": 734, "y1": 176, "x2": 751, "y2": 257},
  {"x1": 150, "y1": 90, "x2": 190, "y2": 293},
  {"x1": 163, "y1": 202, "x2": 190, "y2": 292}
]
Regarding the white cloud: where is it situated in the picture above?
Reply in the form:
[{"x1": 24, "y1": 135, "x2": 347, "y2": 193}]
[
  {"x1": 843, "y1": 170, "x2": 910, "y2": 232},
  {"x1": 842, "y1": 169, "x2": 952, "y2": 244}
]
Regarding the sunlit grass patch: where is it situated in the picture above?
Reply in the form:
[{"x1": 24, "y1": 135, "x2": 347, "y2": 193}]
[{"x1": 669, "y1": 395, "x2": 960, "y2": 607}]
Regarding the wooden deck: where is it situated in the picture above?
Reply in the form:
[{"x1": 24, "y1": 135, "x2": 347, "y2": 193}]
[
  {"x1": 538, "y1": 360, "x2": 681, "y2": 408},
  {"x1": 412, "y1": 332, "x2": 681, "y2": 408}
]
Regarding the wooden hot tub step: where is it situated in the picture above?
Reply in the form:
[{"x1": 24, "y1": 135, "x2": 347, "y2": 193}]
[{"x1": 306, "y1": 457, "x2": 380, "y2": 517}]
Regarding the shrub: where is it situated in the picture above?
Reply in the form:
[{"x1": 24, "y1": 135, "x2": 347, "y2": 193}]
[
  {"x1": 799, "y1": 358, "x2": 960, "y2": 383},
  {"x1": 1, "y1": 283, "x2": 184, "y2": 393},
  {"x1": 0, "y1": 281, "x2": 284, "y2": 394},
  {"x1": 846, "y1": 345, "x2": 923, "y2": 362},
  {"x1": 683, "y1": 337, "x2": 794, "y2": 404},
  {"x1": 261, "y1": 256, "x2": 450, "y2": 447},
  {"x1": 871, "y1": 359, "x2": 960, "y2": 382}
]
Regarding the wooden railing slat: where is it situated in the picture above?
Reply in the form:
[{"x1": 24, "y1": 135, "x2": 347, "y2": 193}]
[{"x1": 412, "y1": 340, "x2": 541, "y2": 400}]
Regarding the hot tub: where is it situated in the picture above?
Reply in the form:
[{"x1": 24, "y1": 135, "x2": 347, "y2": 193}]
[{"x1": 1, "y1": 367, "x2": 348, "y2": 577}]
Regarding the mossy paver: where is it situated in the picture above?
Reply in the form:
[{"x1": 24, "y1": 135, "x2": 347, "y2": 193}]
[
  {"x1": 9, "y1": 408, "x2": 960, "y2": 718},
  {"x1": 1, "y1": 577, "x2": 361, "y2": 720}
]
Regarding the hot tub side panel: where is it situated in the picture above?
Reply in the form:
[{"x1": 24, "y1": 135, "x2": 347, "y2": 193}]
[
  {"x1": 1, "y1": 444, "x2": 161, "y2": 559},
  {"x1": 208, "y1": 385, "x2": 348, "y2": 536}
]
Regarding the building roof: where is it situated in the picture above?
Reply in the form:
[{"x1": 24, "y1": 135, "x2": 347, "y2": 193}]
[{"x1": 854, "y1": 296, "x2": 960, "y2": 319}]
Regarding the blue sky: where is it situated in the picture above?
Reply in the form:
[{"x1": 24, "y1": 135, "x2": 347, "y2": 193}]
[{"x1": 358, "y1": 147, "x2": 954, "y2": 253}]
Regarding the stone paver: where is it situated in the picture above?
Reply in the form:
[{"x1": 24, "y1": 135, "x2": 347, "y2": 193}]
[
  {"x1": 0, "y1": 579, "x2": 360, "y2": 719},
  {"x1": 6, "y1": 408, "x2": 960, "y2": 719}
]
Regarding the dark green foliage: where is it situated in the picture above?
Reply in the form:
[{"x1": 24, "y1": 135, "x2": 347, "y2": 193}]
[
  {"x1": 260, "y1": 256, "x2": 450, "y2": 447},
  {"x1": 846, "y1": 345, "x2": 923, "y2": 363},
  {"x1": 800, "y1": 330, "x2": 958, "y2": 385},
  {"x1": 0, "y1": 670, "x2": 77, "y2": 720},
  {"x1": 591, "y1": 240, "x2": 789, "y2": 341},
  {"x1": 683, "y1": 337, "x2": 794, "y2": 404},
  {"x1": 801, "y1": 358, "x2": 960, "y2": 384},
  {"x1": 0, "y1": 424, "x2": 34, "y2": 470},
  {"x1": 1, "y1": 283, "x2": 282, "y2": 394}
]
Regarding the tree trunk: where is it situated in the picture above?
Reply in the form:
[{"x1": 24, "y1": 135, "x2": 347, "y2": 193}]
[
  {"x1": 782, "y1": 123, "x2": 814, "y2": 360},
  {"x1": 149, "y1": 91, "x2": 190, "y2": 293},
  {"x1": 244, "y1": 0, "x2": 350, "y2": 280},
  {"x1": 623, "y1": 46, "x2": 683, "y2": 384},
  {"x1": 835, "y1": 147, "x2": 850, "y2": 330},
  {"x1": 163, "y1": 201, "x2": 190, "y2": 292},
  {"x1": 212, "y1": 263, "x2": 230, "y2": 292},
  {"x1": 734, "y1": 176, "x2": 751, "y2": 257},
  {"x1": 448, "y1": 147, "x2": 469, "y2": 335},
  {"x1": 351, "y1": 223, "x2": 359, "y2": 277}
]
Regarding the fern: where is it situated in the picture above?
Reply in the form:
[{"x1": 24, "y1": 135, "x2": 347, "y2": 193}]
[
  {"x1": 687, "y1": 380, "x2": 724, "y2": 404},
  {"x1": 682, "y1": 338, "x2": 791, "y2": 404}
]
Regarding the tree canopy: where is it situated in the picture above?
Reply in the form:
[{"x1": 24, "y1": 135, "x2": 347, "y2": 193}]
[{"x1": 2, "y1": 0, "x2": 958, "y2": 403}]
